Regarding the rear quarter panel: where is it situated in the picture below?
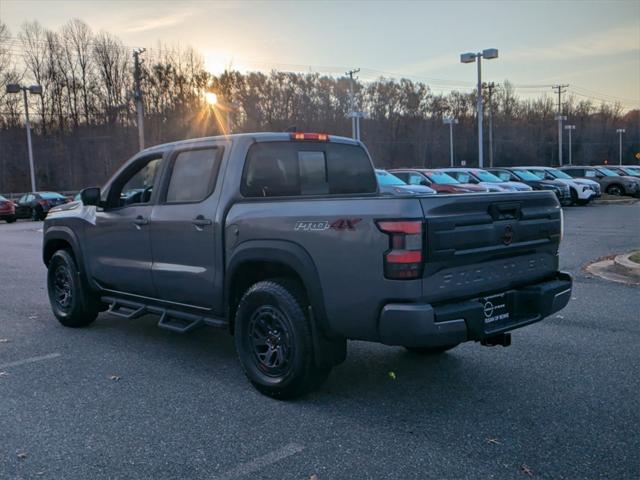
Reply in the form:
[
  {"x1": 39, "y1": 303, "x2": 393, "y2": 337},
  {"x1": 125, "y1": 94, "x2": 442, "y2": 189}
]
[{"x1": 225, "y1": 196, "x2": 424, "y2": 341}]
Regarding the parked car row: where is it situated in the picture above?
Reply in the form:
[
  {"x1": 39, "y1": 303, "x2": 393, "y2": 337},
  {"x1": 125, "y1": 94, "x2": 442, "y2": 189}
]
[
  {"x1": 373, "y1": 164, "x2": 640, "y2": 206},
  {"x1": 0, "y1": 192, "x2": 71, "y2": 223},
  {"x1": 560, "y1": 165, "x2": 640, "y2": 197}
]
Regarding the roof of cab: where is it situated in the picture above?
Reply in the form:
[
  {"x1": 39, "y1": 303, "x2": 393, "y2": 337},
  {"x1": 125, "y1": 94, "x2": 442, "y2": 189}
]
[{"x1": 139, "y1": 132, "x2": 360, "y2": 155}]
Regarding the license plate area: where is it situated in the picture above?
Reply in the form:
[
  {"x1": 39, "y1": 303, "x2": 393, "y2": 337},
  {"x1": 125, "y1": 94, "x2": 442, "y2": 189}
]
[{"x1": 480, "y1": 292, "x2": 511, "y2": 328}]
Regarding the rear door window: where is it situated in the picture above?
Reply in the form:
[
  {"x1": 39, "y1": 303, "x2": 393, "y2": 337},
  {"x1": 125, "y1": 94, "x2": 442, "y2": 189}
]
[
  {"x1": 165, "y1": 148, "x2": 222, "y2": 203},
  {"x1": 241, "y1": 142, "x2": 376, "y2": 197}
]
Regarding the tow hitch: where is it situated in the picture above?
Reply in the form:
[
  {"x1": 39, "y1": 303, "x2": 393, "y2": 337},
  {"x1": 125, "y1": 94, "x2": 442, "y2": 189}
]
[{"x1": 481, "y1": 333, "x2": 511, "y2": 347}]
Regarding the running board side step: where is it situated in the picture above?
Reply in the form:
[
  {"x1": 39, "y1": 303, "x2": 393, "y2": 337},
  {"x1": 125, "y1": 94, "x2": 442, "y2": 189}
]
[{"x1": 101, "y1": 296, "x2": 228, "y2": 333}]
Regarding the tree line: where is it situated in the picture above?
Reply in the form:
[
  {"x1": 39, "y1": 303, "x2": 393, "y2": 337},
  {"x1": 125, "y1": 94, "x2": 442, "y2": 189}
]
[{"x1": 0, "y1": 19, "x2": 637, "y2": 193}]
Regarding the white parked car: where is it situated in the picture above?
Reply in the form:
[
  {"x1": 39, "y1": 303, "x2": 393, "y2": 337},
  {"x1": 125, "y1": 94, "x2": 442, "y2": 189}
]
[{"x1": 525, "y1": 166, "x2": 599, "y2": 205}]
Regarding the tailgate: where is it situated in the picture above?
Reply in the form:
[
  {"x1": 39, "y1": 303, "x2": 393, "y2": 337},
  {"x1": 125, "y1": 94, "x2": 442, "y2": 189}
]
[{"x1": 420, "y1": 191, "x2": 561, "y2": 303}]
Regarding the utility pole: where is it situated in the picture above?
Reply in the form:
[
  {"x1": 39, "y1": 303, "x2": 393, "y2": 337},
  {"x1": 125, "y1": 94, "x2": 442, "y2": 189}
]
[
  {"x1": 133, "y1": 48, "x2": 146, "y2": 151},
  {"x1": 346, "y1": 68, "x2": 360, "y2": 140},
  {"x1": 564, "y1": 125, "x2": 575, "y2": 165},
  {"x1": 616, "y1": 128, "x2": 626, "y2": 165},
  {"x1": 443, "y1": 117, "x2": 458, "y2": 167},
  {"x1": 486, "y1": 82, "x2": 496, "y2": 167},
  {"x1": 6, "y1": 84, "x2": 42, "y2": 192},
  {"x1": 552, "y1": 84, "x2": 568, "y2": 166}
]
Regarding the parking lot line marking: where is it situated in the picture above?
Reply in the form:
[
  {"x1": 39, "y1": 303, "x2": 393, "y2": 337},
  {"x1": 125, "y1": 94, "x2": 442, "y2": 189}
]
[
  {"x1": 0, "y1": 353, "x2": 61, "y2": 369},
  {"x1": 214, "y1": 442, "x2": 305, "y2": 480}
]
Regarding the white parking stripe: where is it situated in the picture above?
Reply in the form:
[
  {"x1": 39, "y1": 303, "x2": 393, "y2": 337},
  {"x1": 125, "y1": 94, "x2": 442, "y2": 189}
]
[
  {"x1": 0, "y1": 353, "x2": 61, "y2": 369},
  {"x1": 214, "y1": 443, "x2": 305, "y2": 480}
]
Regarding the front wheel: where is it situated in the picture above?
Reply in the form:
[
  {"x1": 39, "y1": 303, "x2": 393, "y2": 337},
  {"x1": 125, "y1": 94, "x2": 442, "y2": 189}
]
[
  {"x1": 5, "y1": 215, "x2": 16, "y2": 223},
  {"x1": 47, "y1": 250, "x2": 99, "y2": 327},
  {"x1": 404, "y1": 344, "x2": 459, "y2": 355},
  {"x1": 234, "y1": 279, "x2": 331, "y2": 399},
  {"x1": 606, "y1": 184, "x2": 624, "y2": 196}
]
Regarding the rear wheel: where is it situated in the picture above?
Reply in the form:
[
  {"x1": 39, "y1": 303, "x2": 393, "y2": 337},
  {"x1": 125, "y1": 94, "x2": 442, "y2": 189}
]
[
  {"x1": 606, "y1": 184, "x2": 624, "y2": 196},
  {"x1": 404, "y1": 344, "x2": 459, "y2": 355},
  {"x1": 47, "y1": 250, "x2": 99, "y2": 327},
  {"x1": 234, "y1": 279, "x2": 331, "y2": 399}
]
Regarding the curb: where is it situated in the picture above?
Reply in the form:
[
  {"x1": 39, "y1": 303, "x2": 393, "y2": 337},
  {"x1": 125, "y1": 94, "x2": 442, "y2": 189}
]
[
  {"x1": 592, "y1": 198, "x2": 639, "y2": 205},
  {"x1": 613, "y1": 252, "x2": 640, "y2": 279},
  {"x1": 585, "y1": 253, "x2": 640, "y2": 286}
]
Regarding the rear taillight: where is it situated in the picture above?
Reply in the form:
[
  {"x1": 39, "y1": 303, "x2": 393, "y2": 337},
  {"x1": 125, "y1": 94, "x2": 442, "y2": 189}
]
[{"x1": 376, "y1": 220, "x2": 424, "y2": 280}]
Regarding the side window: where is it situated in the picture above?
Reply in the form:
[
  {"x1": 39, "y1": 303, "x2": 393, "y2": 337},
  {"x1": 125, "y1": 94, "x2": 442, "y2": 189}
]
[
  {"x1": 165, "y1": 148, "x2": 222, "y2": 203},
  {"x1": 26, "y1": 194, "x2": 35, "y2": 202},
  {"x1": 408, "y1": 174, "x2": 425, "y2": 185},
  {"x1": 18, "y1": 195, "x2": 27, "y2": 203},
  {"x1": 112, "y1": 157, "x2": 162, "y2": 207},
  {"x1": 393, "y1": 172, "x2": 409, "y2": 182}
]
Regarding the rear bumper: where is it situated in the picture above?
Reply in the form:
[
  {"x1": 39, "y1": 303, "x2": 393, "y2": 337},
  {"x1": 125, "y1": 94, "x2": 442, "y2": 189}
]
[{"x1": 378, "y1": 272, "x2": 572, "y2": 347}]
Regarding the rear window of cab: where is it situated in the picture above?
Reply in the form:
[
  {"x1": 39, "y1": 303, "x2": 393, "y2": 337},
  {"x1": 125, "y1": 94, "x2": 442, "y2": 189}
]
[{"x1": 241, "y1": 142, "x2": 377, "y2": 197}]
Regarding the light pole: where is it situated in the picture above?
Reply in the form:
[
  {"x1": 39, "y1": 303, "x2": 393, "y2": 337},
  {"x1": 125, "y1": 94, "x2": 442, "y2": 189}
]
[
  {"x1": 564, "y1": 125, "x2": 575, "y2": 165},
  {"x1": 616, "y1": 128, "x2": 626, "y2": 165},
  {"x1": 443, "y1": 116, "x2": 458, "y2": 167},
  {"x1": 6, "y1": 84, "x2": 42, "y2": 192},
  {"x1": 460, "y1": 48, "x2": 498, "y2": 168}
]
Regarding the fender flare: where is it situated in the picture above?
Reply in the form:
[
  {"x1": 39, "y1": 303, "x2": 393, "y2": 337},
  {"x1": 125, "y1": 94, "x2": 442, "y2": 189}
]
[
  {"x1": 43, "y1": 226, "x2": 86, "y2": 276},
  {"x1": 225, "y1": 239, "x2": 330, "y2": 335}
]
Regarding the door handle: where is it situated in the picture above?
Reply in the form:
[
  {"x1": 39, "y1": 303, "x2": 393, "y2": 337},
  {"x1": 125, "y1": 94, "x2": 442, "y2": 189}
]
[
  {"x1": 192, "y1": 215, "x2": 212, "y2": 227},
  {"x1": 133, "y1": 216, "x2": 149, "y2": 226}
]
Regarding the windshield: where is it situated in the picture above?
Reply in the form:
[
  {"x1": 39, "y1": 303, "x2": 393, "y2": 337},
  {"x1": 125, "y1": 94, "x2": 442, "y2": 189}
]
[
  {"x1": 546, "y1": 168, "x2": 572, "y2": 180},
  {"x1": 40, "y1": 192, "x2": 66, "y2": 199},
  {"x1": 596, "y1": 167, "x2": 619, "y2": 177},
  {"x1": 512, "y1": 169, "x2": 541, "y2": 181},
  {"x1": 474, "y1": 170, "x2": 503, "y2": 182},
  {"x1": 426, "y1": 172, "x2": 459, "y2": 184},
  {"x1": 376, "y1": 170, "x2": 406, "y2": 186}
]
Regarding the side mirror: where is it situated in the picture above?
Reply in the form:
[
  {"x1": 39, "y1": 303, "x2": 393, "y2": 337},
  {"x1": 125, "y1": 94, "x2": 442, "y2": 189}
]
[{"x1": 80, "y1": 187, "x2": 101, "y2": 206}]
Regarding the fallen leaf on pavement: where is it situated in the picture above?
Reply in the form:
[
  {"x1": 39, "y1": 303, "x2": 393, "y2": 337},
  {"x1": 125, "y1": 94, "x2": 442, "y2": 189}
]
[
  {"x1": 309, "y1": 475, "x2": 319, "y2": 480},
  {"x1": 108, "y1": 375, "x2": 121, "y2": 381},
  {"x1": 388, "y1": 371, "x2": 396, "y2": 380},
  {"x1": 486, "y1": 437, "x2": 501, "y2": 445},
  {"x1": 0, "y1": 371, "x2": 9, "y2": 378},
  {"x1": 17, "y1": 452, "x2": 28, "y2": 460},
  {"x1": 35, "y1": 471, "x2": 46, "y2": 476},
  {"x1": 0, "y1": 338, "x2": 9, "y2": 343},
  {"x1": 520, "y1": 464, "x2": 534, "y2": 476}
]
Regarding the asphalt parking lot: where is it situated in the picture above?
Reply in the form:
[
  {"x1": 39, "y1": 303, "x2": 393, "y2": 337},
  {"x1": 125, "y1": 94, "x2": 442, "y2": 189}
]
[{"x1": 1, "y1": 202, "x2": 639, "y2": 480}]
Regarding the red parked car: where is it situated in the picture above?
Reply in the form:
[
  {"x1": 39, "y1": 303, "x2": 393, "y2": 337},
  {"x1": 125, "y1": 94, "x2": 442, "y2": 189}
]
[
  {"x1": 0, "y1": 195, "x2": 17, "y2": 223},
  {"x1": 389, "y1": 169, "x2": 489, "y2": 194}
]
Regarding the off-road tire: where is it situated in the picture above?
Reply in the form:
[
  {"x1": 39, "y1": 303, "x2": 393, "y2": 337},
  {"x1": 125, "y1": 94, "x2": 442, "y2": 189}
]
[
  {"x1": 404, "y1": 344, "x2": 459, "y2": 355},
  {"x1": 234, "y1": 279, "x2": 331, "y2": 399},
  {"x1": 47, "y1": 249, "x2": 100, "y2": 328}
]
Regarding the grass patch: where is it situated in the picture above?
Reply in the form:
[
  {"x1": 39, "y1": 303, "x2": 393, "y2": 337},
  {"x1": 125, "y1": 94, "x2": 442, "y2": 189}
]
[{"x1": 629, "y1": 251, "x2": 640, "y2": 264}]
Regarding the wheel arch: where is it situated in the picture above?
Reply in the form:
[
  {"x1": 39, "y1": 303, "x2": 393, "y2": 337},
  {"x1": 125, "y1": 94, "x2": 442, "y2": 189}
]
[
  {"x1": 225, "y1": 240, "x2": 329, "y2": 336},
  {"x1": 43, "y1": 227, "x2": 84, "y2": 274}
]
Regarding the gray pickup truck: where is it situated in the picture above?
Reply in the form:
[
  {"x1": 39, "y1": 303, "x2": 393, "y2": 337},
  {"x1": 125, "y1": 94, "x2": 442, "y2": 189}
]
[{"x1": 43, "y1": 132, "x2": 572, "y2": 399}]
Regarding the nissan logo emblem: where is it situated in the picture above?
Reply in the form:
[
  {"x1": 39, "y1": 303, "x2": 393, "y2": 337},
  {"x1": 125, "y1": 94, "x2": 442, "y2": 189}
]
[
  {"x1": 483, "y1": 301, "x2": 495, "y2": 318},
  {"x1": 502, "y1": 225, "x2": 513, "y2": 245}
]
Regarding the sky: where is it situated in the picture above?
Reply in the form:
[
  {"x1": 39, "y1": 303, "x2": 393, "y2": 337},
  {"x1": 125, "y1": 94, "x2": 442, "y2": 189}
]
[{"x1": 1, "y1": 0, "x2": 639, "y2": 109}]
